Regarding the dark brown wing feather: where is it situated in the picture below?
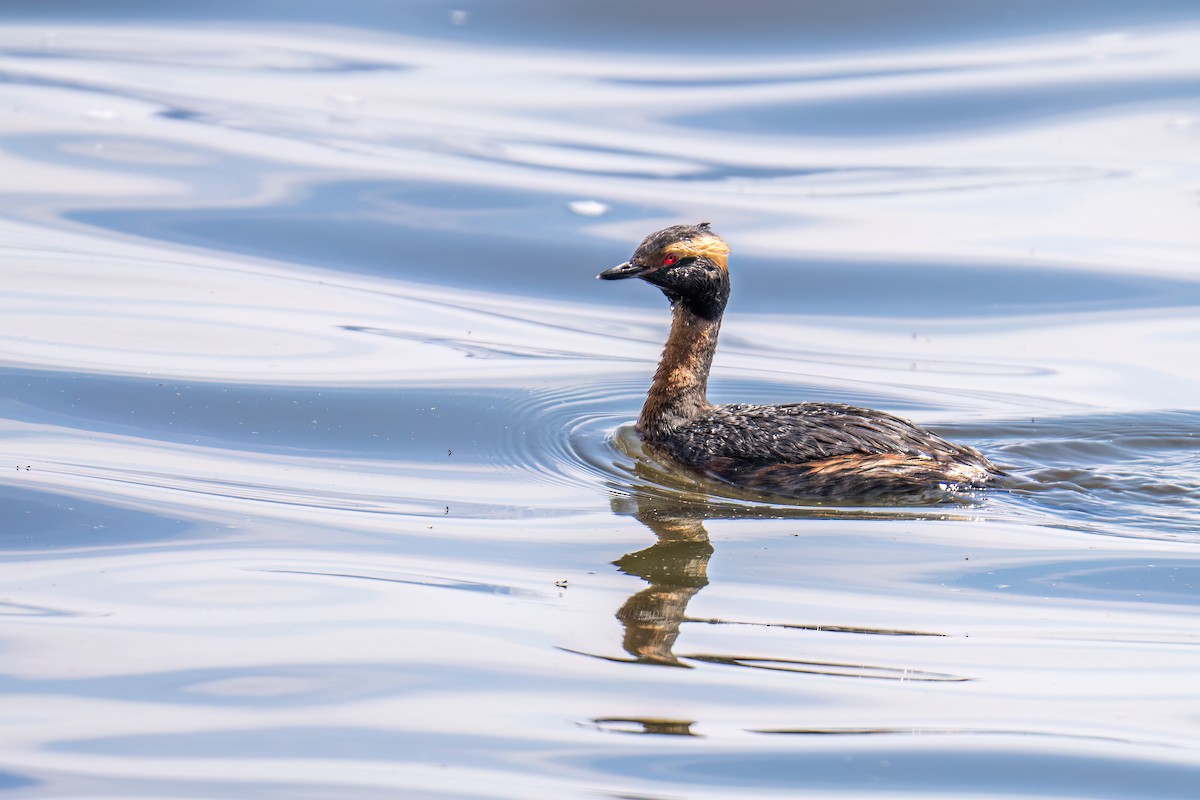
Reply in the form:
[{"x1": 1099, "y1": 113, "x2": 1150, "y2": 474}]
[{"x1": 653, "y1": 402, "x2": 1001, "y2": 501}]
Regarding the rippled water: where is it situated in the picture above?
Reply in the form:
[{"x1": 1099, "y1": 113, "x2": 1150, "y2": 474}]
[{"x1": 1, "y1": 2, "x2": 1199, "y2": 798}]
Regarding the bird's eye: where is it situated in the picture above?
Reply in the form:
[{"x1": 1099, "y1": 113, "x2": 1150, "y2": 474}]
[{"x1": 663, "y1": 254, "x2": 678, "y2": 266}]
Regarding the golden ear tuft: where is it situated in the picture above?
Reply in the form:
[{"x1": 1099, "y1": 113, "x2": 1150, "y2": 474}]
[{"x1": 664, "y1": 234, "x2": 731, "y2": 271}]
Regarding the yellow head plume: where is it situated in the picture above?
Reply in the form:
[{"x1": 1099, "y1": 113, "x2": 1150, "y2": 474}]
[{"x1": 664, "y1": 234, "x2": 731, "y2": 271}]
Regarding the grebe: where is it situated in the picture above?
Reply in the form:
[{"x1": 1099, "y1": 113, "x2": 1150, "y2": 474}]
[{"x1": 599, "y1": 223, "x2": 1002, "y2": 502}]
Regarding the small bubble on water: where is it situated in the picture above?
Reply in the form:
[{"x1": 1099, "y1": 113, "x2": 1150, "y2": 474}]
[{"x1": 568, "y1": 200, "x2": 610, "y2": 217}]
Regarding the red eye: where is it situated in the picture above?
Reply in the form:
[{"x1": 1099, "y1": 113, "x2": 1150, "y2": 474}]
[{"x1": 663, "y1": 254, "x2": 678, "y2": 266}]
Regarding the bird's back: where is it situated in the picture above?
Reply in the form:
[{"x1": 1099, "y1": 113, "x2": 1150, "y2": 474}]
[{"x1": 651, "y1": 402, "x2": 1001, "y2": 502}]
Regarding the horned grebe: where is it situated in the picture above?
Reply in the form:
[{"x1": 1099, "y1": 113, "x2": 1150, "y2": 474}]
[{"x1": 599, "y1": 223, "x2": 1002, "y2": 502}]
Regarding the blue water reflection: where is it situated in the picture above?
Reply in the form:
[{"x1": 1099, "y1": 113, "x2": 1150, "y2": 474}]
[
  {"x1": 675, "y1": 78, "x2": 1200, "y2": 137},
  {"x1": 582, "y1": 747, "x2": 1200, "y2": 797},
  {"x1": 0, "y1": 485, "x2": 191, "y2": 550},
  {"x1": 72, "y1": 189, "x2": 1200, "y2": 316}
]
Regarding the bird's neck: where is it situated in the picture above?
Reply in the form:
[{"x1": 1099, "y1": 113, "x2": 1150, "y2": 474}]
[{"x1": 639, "y1": 303, "x2": 722, "y2": 440}]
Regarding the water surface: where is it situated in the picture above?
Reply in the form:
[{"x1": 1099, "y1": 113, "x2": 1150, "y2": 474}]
[{"x1": 1, "y1": 3, "x2": 1199, "y2": 798}]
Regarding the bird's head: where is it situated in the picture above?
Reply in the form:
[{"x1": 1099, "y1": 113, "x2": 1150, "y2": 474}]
[{"x1": 598, "y1": 222, "x2": 731, "y2": 320}]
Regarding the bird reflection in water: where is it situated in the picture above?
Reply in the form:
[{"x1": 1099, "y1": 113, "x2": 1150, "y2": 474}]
[
  {"x1": 578, "y1": 487, "x2": 969, "y2": 737},
  {"x1": 611, "y1": 494, "x2": 714, "y2": 667},
  {"x1": 592, "y1": 474, "x2": 970, "y2": 681}
]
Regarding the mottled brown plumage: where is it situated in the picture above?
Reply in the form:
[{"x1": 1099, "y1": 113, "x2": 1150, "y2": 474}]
[{"x1": 599, "y1": 223, "x2": 1003, "y2": 503}]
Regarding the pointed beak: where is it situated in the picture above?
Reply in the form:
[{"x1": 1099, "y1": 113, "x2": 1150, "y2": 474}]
[{"x1": 597, "y1": 261, "x2": 651, "y2": 280}]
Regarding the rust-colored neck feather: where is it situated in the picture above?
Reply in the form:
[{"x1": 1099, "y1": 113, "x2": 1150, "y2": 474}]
[{"x1": 638, "y1": 303, "x2": 721, "y2": 441}]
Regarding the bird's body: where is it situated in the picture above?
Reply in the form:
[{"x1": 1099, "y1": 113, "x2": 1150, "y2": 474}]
[
  {"x1": 600, "y1": 223, "x2": 1002, "y2": 502},
  {"x1": 653, "y1": 401, "x2": 996, "y2": 502}
]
